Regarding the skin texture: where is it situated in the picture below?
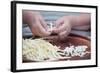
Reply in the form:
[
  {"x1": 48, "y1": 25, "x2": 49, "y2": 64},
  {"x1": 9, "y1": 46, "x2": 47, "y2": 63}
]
[
  {"x1": 52, "y1": 14, "x2": 91, "y2": 40},
  {"x1": 23, "y1": 11, "x2": 90, "y2": 40},
  {"x1": 23, "y1": 10, "x2": 51, "y2": 37}
]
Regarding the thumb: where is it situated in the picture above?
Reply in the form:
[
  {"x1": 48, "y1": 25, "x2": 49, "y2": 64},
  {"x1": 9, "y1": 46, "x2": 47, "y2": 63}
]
[{"x1": 55, "y1": 18, "x2": 64, "y2": 28}]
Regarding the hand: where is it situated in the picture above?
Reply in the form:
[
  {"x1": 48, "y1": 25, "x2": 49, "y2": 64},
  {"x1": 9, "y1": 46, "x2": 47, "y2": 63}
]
[
  {"x1": 52, "y1": 16, "x2": 72, "y2": 40},
  {"x1": 23, "y1": 11, "x2": 51, "y2": 37}
]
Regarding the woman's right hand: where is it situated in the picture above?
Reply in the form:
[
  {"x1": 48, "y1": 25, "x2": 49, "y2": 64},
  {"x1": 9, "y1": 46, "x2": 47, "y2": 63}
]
[{"x1": 23, "y1": 10, "x2": 51, "y2": 37}]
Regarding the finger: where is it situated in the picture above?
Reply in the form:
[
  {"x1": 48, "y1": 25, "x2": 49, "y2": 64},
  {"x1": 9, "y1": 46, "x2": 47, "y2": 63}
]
[
  {"x1": 29, "y1": 23, "x2": 42, "y2": 36},
  {"x1": 59, "y1": 30, "x2": 69, "y2": 36},
  {"x1": 58, "y1": 30, "x2": 69, "y2": 40},
  {"x1": 55, "y1": 17, "x2": 64, "y2": 28},
  {"x1": 40, "y1": 18, "x2": 49, "y2": 31},
  {"x1": 52, "y1": 23, "x2": 67, "y2": 34},
  {"x1": 31, "y1": 19, "x2": 51, "y2": 37},
  {"x1": 37, "y1": 22, "x2": 51, "y2": 37}
]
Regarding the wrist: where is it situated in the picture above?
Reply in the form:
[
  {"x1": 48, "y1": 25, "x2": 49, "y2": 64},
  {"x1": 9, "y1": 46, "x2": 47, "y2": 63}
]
[
  {"x1": 65, "y1": 16, "x2": 73, "y2": 28},
  {"x1": 67, "y1": 16, "x2": 75, "y2": 28}
]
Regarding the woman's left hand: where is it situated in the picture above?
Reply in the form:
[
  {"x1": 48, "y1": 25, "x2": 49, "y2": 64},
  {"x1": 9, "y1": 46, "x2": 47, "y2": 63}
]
[{"x1": 52, "y1": 16, "x2": 72, "y2": 40}]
